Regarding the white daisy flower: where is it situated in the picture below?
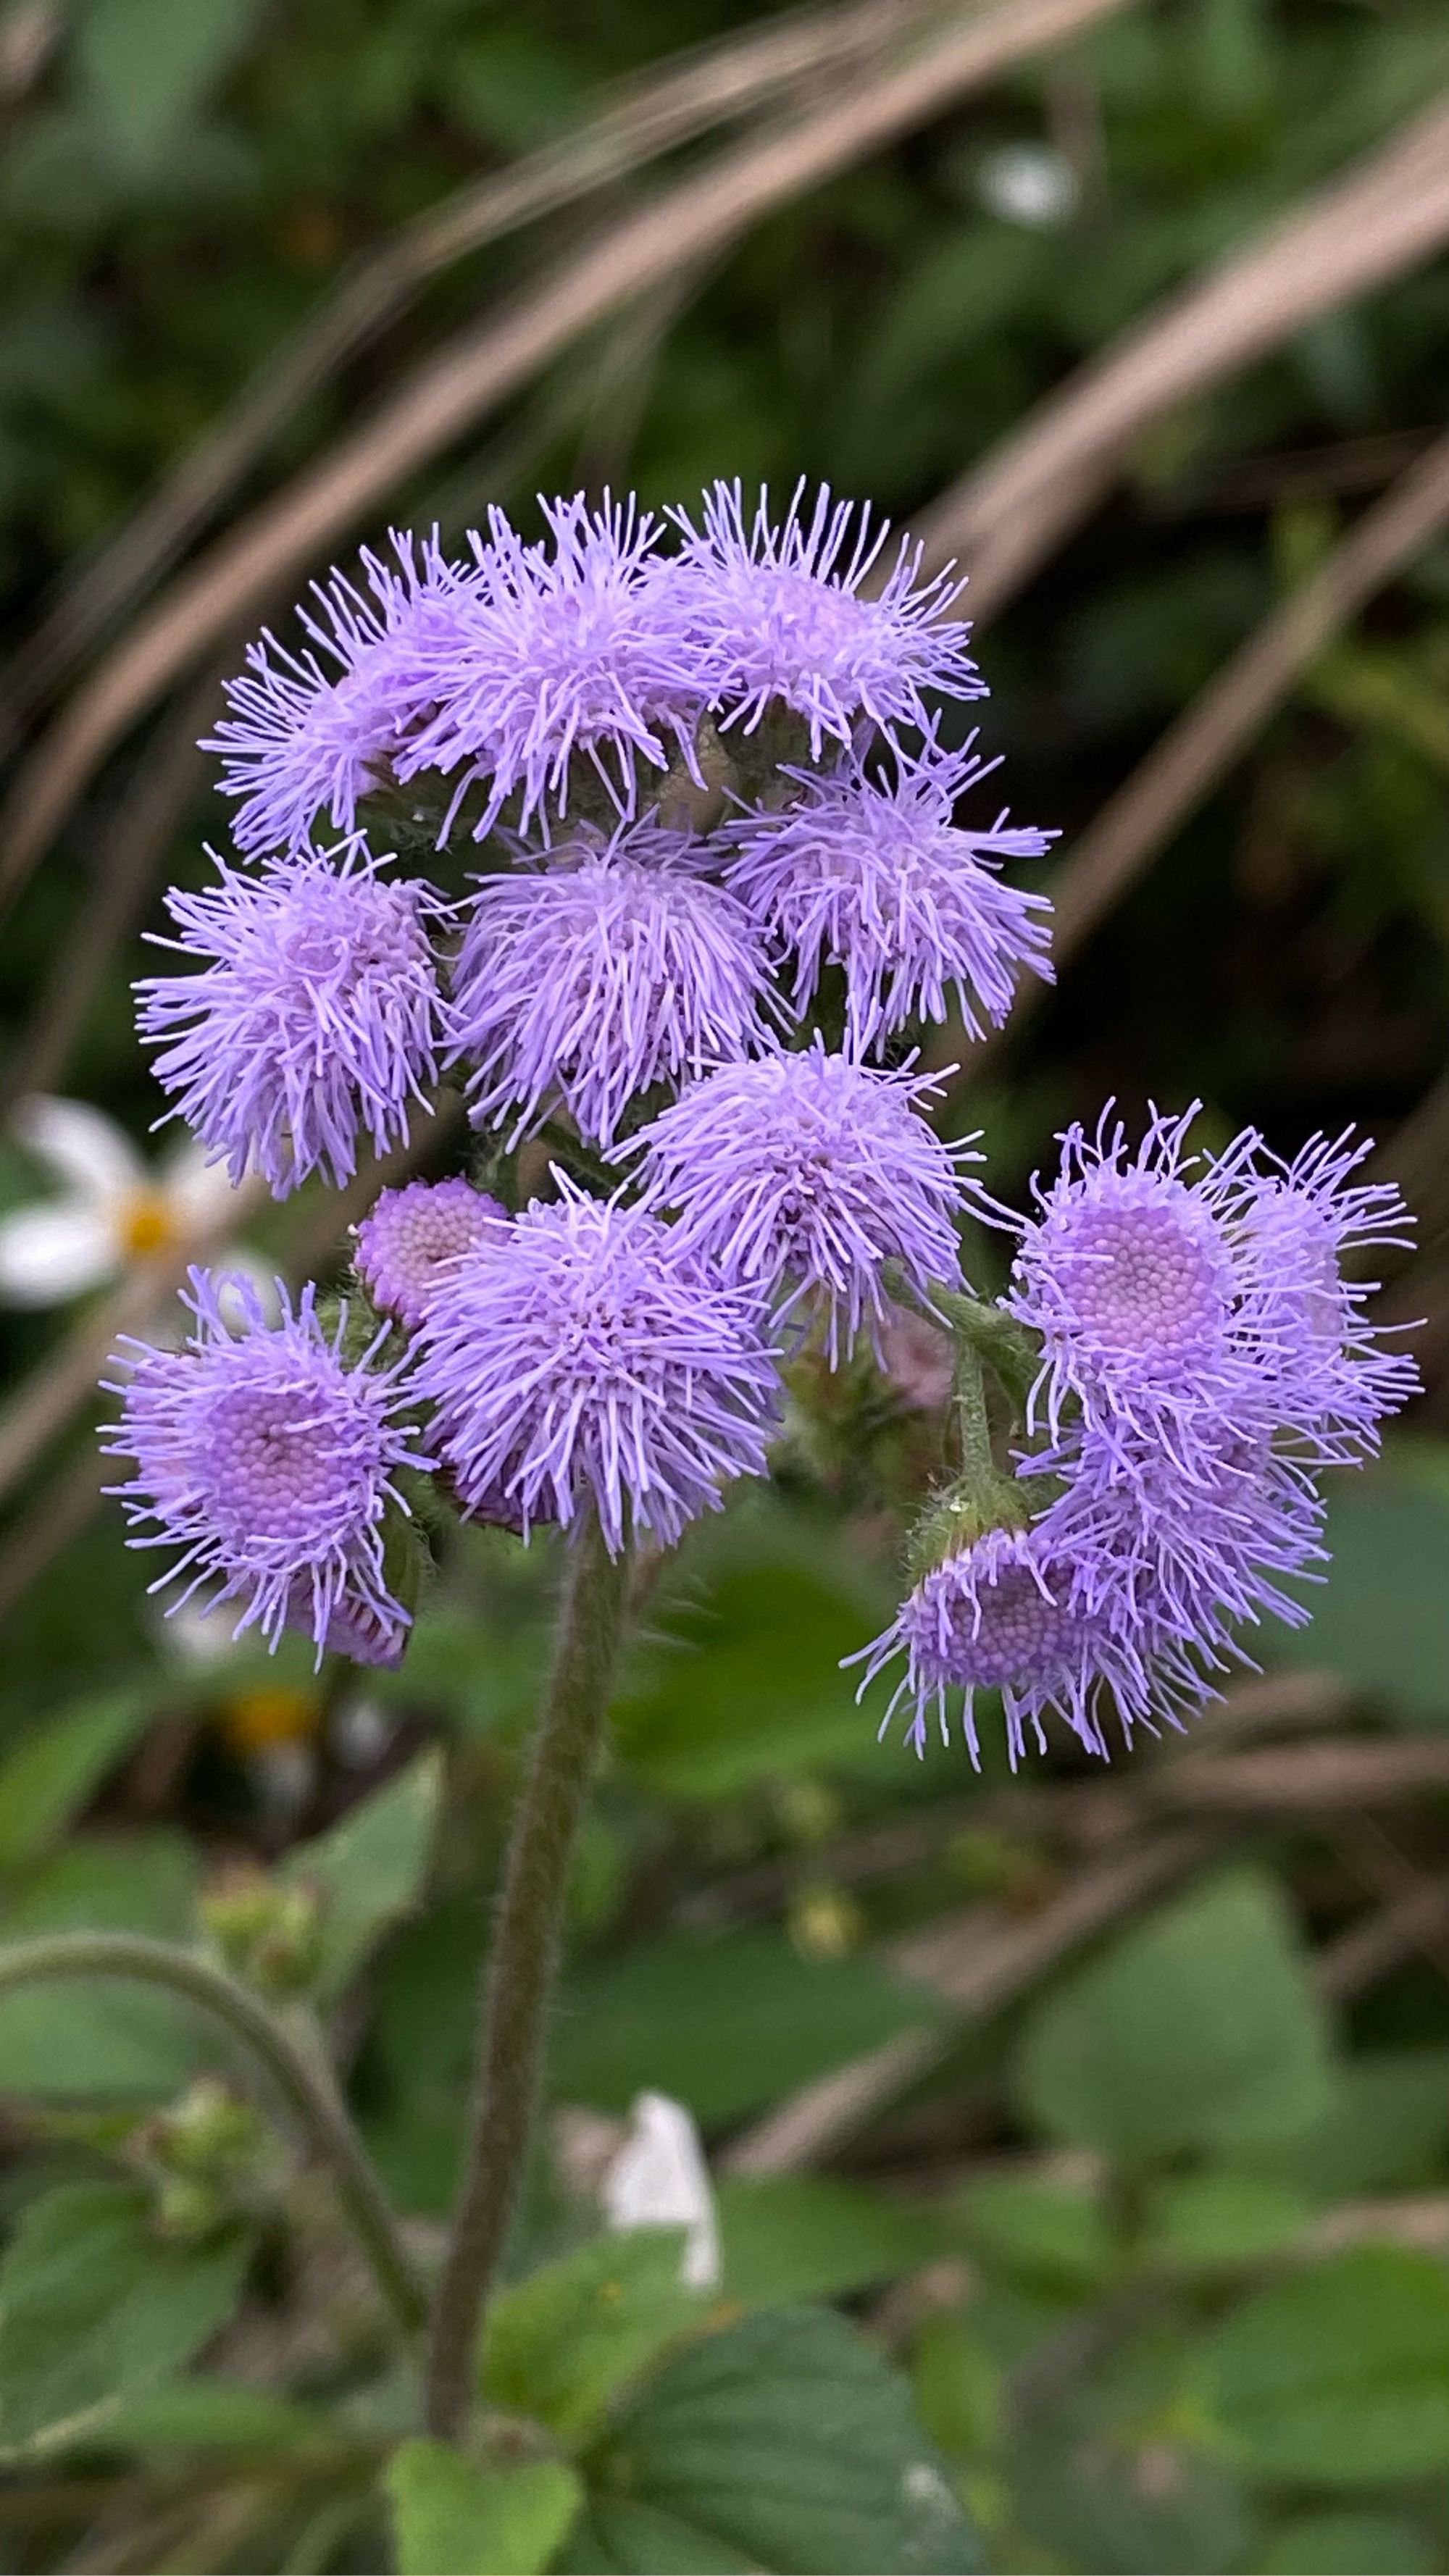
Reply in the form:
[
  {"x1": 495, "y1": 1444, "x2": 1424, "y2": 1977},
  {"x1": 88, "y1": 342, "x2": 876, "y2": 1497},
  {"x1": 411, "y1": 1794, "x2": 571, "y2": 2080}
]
[
  {"x1": 602, "y1": 2090, "x2": 721, "y2": 2291},
  {"x1": 0, "y1": 1096, "x2": 262, "y2": 1309}
]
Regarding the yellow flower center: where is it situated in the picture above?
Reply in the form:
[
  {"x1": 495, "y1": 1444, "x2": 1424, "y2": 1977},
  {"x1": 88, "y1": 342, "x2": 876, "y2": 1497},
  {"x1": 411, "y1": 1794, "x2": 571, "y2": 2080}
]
[
  {"x1": 119, "y1": 1188, "x2": 179, "y2": 1258},
  {"x1": 217, "y1": 1686, "x2": 320, "y2": 1755}
]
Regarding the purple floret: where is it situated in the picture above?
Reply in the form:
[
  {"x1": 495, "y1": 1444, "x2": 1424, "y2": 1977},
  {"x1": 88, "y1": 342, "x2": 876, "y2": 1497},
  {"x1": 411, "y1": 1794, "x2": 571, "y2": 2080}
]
[
  {"x1": 448, "y1": 823, "x2": 776, "y2": 1149},
  {"x1": 393, "y1": 493, "x2": 703, "y2": 836},
  {"x1": 102, "y1": 1268, "x2": 429, "y2": 1663},
  {"x1": 628, "y1": 1040, "x2": 978, "y2": 1362},
  {"x1": 724, "y1": 735, "x2": 1055, "y2": 1050},
  {"x1": 135, "y1": 843, "x2": 448, "y2": 1196},
  {"x1": 354, "y1": 1177, "x2": 511, "y2": 1331},
  {"x1": 669, "y1": 478, "x2": 985, "y2": 758},
  {"x1": 413, "y1": 1175, "x2": 782, "y2": 1552},
  {"x1": 204, "y1": 532, "x2": 466, "y2": 855}
]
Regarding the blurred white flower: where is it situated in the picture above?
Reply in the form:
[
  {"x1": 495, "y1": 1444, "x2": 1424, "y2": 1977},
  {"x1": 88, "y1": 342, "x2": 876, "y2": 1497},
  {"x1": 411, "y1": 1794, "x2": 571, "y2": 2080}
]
[
  {"x1": 975, "y1": 143, "x2": 1079, "y2": 230},
  {"x1": 0, "y1": 1096, "x2": 262, "y2": 1309},
  {"x1": 602, "y1": 2090, "x2": 721, "y2": 2291}
]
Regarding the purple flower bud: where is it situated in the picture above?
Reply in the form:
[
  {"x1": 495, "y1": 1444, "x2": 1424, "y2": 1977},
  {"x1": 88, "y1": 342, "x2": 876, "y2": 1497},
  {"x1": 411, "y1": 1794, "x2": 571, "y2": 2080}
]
[
  {"x1": 670, "y1": 479, "x2": 984, "y2": 758},
  {"x1": 204, "y1": 533, "x2": 467, "y2": 855},
  {"x1": 393, "y1": 495, "x2": 703, "y2": 836},
  {"x1": 354, "y1": 1177, "x2": 511, "y2": 1331},
  {"x1": 448, "y1": 824, "x2": 776, "y2": 1148},
  {"x1": 413, "y1": 1176, "x2": 782, "y2": 1552},
  {"x1": 103, "y1": 1269, "x2": 428, "y2": 1663},
  {"x1": 627, "y1": 1041, "x2": 979, "y2": 1363},
  {"x1": 135, "y1": 844, "x2": 448, "y2": 1196},
  {"x1": 724, "y1": 736, "x2": 1054, "y2": 1050}
]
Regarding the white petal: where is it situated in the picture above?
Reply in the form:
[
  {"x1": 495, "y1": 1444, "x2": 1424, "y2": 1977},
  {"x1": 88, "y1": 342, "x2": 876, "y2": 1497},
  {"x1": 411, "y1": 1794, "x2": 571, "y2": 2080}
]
[
  {"x1": 603, "y1": 2091, "x2": 721, "y2": 2291},
  {"x1": 0, "y1": 1202, "x2": 117, "y2": 1304},
  {"x1": 156, "y1": 1592, "x2": 247, "y2": 1668},
  {"x1": 13, "y1": 1095, "x2": 143, "y2": 1203},
  {"x1": 162, "y1": 1131, "x2": 248, "y2": 1232},
  {"x1": 213, "y1": 1247, "x2": 283, "y2": 1326}
]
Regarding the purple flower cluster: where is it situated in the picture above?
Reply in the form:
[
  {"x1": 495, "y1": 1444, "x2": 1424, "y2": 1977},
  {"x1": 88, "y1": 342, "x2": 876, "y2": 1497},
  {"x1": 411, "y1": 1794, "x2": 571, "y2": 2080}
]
[{"x1": 862, "y1": 1108, "x2": 1417, "y2": 1762}]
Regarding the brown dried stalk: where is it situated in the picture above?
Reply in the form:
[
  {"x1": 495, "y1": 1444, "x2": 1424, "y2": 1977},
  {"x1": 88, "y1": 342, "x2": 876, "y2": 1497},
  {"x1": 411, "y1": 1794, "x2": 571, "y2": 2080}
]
[{"x1": 0, "y1": 0, "x2": 1131, "y2": 922}]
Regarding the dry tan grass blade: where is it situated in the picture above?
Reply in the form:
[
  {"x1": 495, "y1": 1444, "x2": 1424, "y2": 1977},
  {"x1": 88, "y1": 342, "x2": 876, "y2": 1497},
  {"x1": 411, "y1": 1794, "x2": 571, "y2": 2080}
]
[{"x1": 0, "y1": 0, "x2": 1131, "y2": 921}]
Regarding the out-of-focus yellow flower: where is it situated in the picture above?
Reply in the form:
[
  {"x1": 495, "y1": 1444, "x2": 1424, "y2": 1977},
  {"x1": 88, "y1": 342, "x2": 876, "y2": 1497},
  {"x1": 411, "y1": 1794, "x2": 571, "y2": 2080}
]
[
  {"x1": 788, "y1": 1881, "x2": 866, "y2": 1960},
  {"x1": 215, "y1": 1684, "x2": 320, "y2": 1757}
]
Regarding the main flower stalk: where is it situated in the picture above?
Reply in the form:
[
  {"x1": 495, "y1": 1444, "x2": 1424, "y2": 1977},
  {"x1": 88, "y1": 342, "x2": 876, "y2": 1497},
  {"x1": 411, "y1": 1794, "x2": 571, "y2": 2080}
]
[{"x1": 424, "y1": 1508, "x2": 632, "y2": 2441}]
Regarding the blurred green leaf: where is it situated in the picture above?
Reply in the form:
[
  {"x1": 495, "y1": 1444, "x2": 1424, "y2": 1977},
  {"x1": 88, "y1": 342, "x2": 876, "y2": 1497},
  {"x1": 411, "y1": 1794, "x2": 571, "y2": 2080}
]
[
  {"x1": 0, "y1": 1832, "x2": 203, "y2": 2096},
  {"x1": 950, "y1": 2175, "x2": 1116, "y2": 2295},
  {"x1": 0, "y1": 1685, "x2": 152, "y2": 1869},
  {"x1": 1269, "y1": 1473, "x2": 1449, "y2": 1719},
  {"x1": 1006, "y1": 2396, "x2": 1258, "y2": 2576},
  {"x1": 567, "y1": 2305, "x2": 984, "y2": 2575},
  {"x1": 482, "y1": 2230, "x2": 703, "y2": 2444},
  {"x1": 1256, "y1": 2512, "x2": 1436, "y2": 2575},
  {"x1": 1247, "y1": 2049, "x2": 1449, "y2": 2199},
  {"x1": 1139, "y1": 2173, "x2": 1317, "y2": 2272},
  {"x1": 554, "y1": 1929, "x2": 939, "y2": 2125},
  {"x1": 386, "y1": 2440, "x2": 582, "y2": 2576},
  {"x1": 0, "y1": 2183, "x2": 251, "y2": 2459},
  {"x1": 1014, "y1": 1869, "x2": 1335, "y2": 2170},
  {"x1": 75, "y1": 0, "x2": 264, "y2": 171},
  {"x1": 279, "y1": 1748, "x2": 443, "y2": 2002},
  {"x1": 717, "y1": 2173, "x2": 943, "y2": 2309},
  {"x1": 80, "y1": 2376, "x2": 326, "y2": 2452},
  {"x1": 1198, "y1": 2246, "x2": 1449, "y2": 2483},
  {"x1": 912, "y1": 2314, "x2": 1004, "y2": 2462}
]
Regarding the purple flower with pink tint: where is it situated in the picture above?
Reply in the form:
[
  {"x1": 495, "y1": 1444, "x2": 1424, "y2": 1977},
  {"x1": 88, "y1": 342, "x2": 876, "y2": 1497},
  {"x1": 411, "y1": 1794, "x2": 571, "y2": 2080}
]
[
  {"x1": 413, "y1": 1176, "x2": 781, "y2": 1551},
  {"x1": 629, "y1": 1040, "x2": 977, "y2": 1362},
  {"x1": 448, "y1": 824, "x2": 774, "y2": 1149},
  {"x1": 204, "y1": 532, "x2": 465, "y2": 855},
  {"x1": 724, "y1": 735, "x2": 1055, "y2": 1050},
  {"x1": 670, "y1": 479, "x2": 983, "y2": 758},
  {"x1": 103, "y1": 1268, "x2": 427, "y2": 1663},
  {"x1": 135, "y1": 844, "x2": 448, "y2": 1196},
  {"x1": 354, "y1": 1177, "x2": 510, "y2": 1331},
  {"x1": 394, "y1": 494, "x2": 701, "y2": 836}
]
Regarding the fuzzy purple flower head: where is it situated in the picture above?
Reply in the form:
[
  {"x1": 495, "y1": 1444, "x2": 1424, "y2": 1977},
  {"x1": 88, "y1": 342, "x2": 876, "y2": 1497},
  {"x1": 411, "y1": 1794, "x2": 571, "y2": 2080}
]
[
  {"x1": 724, "y1": 734, "x2": 1055, "y2": 1050},
  {"x1": 393, "y1": 493, "x2": 702, "y2": 837},
  {"x1": 448, "y1": 823, "x2": 775, "y2": 1149},
  {"x1": 103, "y1": 1268, "x2": 428, "y2": 1663},
  {"x1": 629, "y1": 1041, "x2": 977, "y2": 1363},
  {"x1": 671, "y1": 479, "x2": 984, "y2": 758},
  {"x1": 204, "y1": 533, "x2": 464, "y2": 856},
  {"x1": 354, "y1": 1177, "x2": 511, "y2": 1331},
  {"x1": 135, "y1": 842, "x2": 448, "y2": 1196},
  {"x1": 413, "y1": 1175, "x2": 782, "y2": 1552}
]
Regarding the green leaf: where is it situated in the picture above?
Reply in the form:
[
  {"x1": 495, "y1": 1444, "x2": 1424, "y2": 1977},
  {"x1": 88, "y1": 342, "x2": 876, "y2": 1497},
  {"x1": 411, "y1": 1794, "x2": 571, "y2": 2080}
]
[
  {"x1": 1269, "y1": 1474, "x2": 1449, "y2": 1718},
  {"x1": 717, "y1": 2174, "x2": 944, "y2": 2308},
  {"x1": 569, "y1": 2305, "x2": 984, "y2": 2574},
  {"x1": 481, "y1": 2230, "x2": 703, "y2": 2443},
  {"x1": 1248, "y1": 2048, "x2": 1449, "y2": 2199},
  {"x1": 1199, "y1": 2246, "x2": 1449, "y2": 2483},
  {"x1": 0, "y1": 1687, "x2": 152, "y2": 1869},
  {"x1": 0, "y1": 1833, "x2": 204, "y2": 2096},
  {"x1": 1256, "y1": 2512, "x2": 1435, "y2": 2575},
  {"x1": 0, "y1": 2183, "x2": 251, "y2": 2459},
  {"x1": 280, "y1": 1748, "x2": 442, "y2": 2002},
  {"x1": 1006, "y1": 2398, "x2": 1256, "y2": 2576},
  {"x1": 386, "y1": 2441, "x2": 582, "y2": 2576},
  {"x1": 555, "y1": 1928, "x2": 938, "y2": 2127},
  {"x1": 1013, "y1": 1869, "x2": 1335, "y2": 2170},
  {"x1": 76, "y1": 0, "x2": 264, "y2": 171},
  {"x1": 80, "y1": 2377, "x2": 325, "y2": 2453},
  {"x1": 950, "y1": 2174, "x2": 1115, "y2": 2294},
  {"x1": 912, "y1": 2314, "x2": 1003, "y2": 2461},
  {"x1": 1140, "y1": 2175, "x2": 1318, "y2": 2272}
]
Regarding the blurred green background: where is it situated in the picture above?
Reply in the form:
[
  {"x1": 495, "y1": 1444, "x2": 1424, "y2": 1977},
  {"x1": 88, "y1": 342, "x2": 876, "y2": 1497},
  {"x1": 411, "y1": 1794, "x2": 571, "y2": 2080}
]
[{"x1": 0, "y1": 1, "x2": 1447, "y2": 2569}]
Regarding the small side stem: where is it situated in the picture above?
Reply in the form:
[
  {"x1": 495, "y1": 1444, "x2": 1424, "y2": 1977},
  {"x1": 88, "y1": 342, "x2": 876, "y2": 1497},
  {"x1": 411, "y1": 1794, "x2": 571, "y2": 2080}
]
[
  {"x1": 951, "y1": 1336, "x2": 994, "y2": 1484},
  {"x1": 0, "y1": 1932, "x2": 425, "y2": 2336},
  {"x1": 424, "y1": 1507, "x2": 631, "y2": 2441}
]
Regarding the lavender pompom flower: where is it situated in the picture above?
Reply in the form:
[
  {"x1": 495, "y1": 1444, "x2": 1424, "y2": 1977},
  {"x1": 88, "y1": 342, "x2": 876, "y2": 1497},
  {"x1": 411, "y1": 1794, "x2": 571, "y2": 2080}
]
[
  {"x1": 136, "y1": 844, "x2": 448, "y2": 1196},
  {"x1": 670, "y1": 479, "x2": 984, "y2": 758},
  {"x1": 204, "y1": 533, "x2": 464, "y2": 855},
  {"x1": 103, "y1": 1268, "x2": 428, "y2": 1663},
  {"x1": 1232, "y1": 1128, "x2": 1419, "y2": 1464},
  {"x1": 354, "y1": 1178, "x2": 510, "y2": 1331},
  {"x1": 413, "y1": 1176, "x2": 782, "y2": 1552},
  {"x1": 628, "y1": 1040, "x2": 977, "y2": 1362},
  {"x1": 394, "y1": 494, "x2": 702, "y2": 836},
  {"x1": 724, "y1": 735, "x2": 1055, "y2": 1050},
  {"x1": 448, "y1": 824, "x2": 775, "y2": 1149}
]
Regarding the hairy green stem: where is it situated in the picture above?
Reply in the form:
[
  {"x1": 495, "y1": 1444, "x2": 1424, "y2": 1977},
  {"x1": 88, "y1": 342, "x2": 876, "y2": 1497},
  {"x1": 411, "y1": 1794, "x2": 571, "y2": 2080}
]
[
  {"x1": 0, "y1": 1931, "x2": 425, "y2": 2335},
  {"x1": 951, "y1": 1335, "x2": 995, "y2": 1485},
  {"x1": 424, "y1": 1508, "x2": 632, "y2": 2441}
]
